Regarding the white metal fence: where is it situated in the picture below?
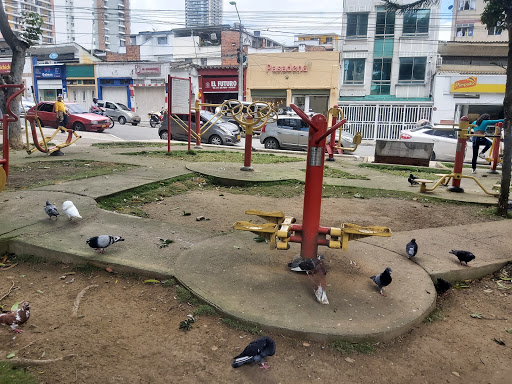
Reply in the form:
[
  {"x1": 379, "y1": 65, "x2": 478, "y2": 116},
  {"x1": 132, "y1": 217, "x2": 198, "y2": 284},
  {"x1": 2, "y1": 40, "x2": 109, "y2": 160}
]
[{"x1": 338, "y1": 104, "x2": 433, "y2": 140}]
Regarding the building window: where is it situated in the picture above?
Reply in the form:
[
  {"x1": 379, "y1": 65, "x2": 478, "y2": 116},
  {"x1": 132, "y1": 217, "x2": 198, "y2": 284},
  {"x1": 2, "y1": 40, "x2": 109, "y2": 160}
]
[
  {"x1": 201, "y1": 58, "x2": 207, "y2": 65},
  {"x1": 346, "y1": 13, "x2": 368, "y2": 38},
  {"x1": 157, "y1": 36, "x2": 167, "y2": 45},
  {"x1": 344, "y1": 59, "x2": 365, "y2": 85},
  {"x1": 458, "y1": 0, "x2": 475, "y2": 10},
  {"x1": 403, "y1": 10, "x2": 430, "y2": 35},
  {"x1": 398, "y1": 57, "x2": 426, "y2": 83},
  {"x1": 130, "y1": 37, "x2": 136, "y2": 45},
  {"x1": 487, "y1": 25, "x2": 502, "y2": 35},
  {"x1": 325, "y1": 37, "x2": 333, "y2": 43},
  {"x1": 371, "y1": 58, "x2": 392, "y2": 95},
  {"x1": 376, "y1": 9, "x2": 395, "y2": 36},
  {"x1": 456, "y1": 24, "x2": 474, "y2": 37}
]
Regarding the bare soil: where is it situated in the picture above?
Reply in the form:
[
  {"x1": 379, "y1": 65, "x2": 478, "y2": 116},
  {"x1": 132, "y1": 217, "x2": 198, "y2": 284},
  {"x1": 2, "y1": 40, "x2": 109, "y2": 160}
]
[{"x1": 1, "y1": 190, "x2": 511, "y2": 383}]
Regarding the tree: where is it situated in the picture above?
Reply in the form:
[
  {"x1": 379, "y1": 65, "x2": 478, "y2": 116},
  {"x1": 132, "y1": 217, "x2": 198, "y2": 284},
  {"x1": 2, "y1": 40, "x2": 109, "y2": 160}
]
[
  {"x1": 382, "y1": 0, "x2": 512, "y2": 216},
  {"x1": 0, "y1": 2, "x2": 42, "y2": 149}
]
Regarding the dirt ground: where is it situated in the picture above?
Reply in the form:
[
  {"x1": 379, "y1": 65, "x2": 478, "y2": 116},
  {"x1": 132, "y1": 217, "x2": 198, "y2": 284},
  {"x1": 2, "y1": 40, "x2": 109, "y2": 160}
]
[{"x1": 1, "y1": 189, "x2": 511, "y2": 383}]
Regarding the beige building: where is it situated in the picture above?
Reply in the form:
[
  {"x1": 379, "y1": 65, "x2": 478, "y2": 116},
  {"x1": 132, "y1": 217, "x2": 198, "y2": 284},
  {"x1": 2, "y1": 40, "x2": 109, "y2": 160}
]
[
  {"x1": 452, "y1": 0, "x2": 507, "y2": 42},
  {"x1": 246, "y1": 51, "x2": 340, "y2": 116}
]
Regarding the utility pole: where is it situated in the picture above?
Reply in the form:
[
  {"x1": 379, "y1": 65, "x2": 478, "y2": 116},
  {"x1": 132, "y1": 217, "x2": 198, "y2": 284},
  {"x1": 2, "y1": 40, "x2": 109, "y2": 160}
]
[{"x1": 230, "y1": 1, "x2": 244, "y2": 101}]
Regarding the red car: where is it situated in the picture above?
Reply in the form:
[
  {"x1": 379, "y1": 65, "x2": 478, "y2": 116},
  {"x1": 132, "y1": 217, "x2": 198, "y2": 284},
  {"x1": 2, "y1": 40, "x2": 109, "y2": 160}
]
[{"x1": 26, "y1": 101, "x2": 112, "y2": 132}]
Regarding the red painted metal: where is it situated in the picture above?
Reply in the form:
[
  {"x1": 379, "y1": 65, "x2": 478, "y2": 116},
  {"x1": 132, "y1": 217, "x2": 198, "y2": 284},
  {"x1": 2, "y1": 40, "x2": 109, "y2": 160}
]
[
  {"x1": 195, "y1": 107, "x2": 201, "y2": 147},
  {"x1": 1, "y1": 84, "x2": 25, "y2": 179},
  {"x1": 451, "y1": 116, "x2": 469, "y2": 189},
  {"x1": 327, "y1": 111, "x2": 337, "y2": 161},
  {"x1": 243, "y1": 116, "x2": 254, "y2": 168},
  {"x1": 490, "y1": 122, "x2": 502, "y2": 172}
]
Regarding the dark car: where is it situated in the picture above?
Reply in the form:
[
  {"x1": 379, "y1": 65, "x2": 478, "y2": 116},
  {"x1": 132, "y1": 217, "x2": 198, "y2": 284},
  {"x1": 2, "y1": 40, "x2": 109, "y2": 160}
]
[
  {"x1": 159, "y1": 110, "x2": 241, "y2": 145},
  {"x1": 26, "y1": 102, "x2": 112, "y2": 132}
]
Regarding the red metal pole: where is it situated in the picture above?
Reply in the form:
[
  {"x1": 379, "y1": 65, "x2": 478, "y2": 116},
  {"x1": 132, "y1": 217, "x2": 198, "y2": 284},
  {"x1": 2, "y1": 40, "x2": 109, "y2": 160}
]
[
  {"x1": 327, "y1": 111, "x2": 337, "y2": 162},
  {"x1": 1, "y1": 115, "x2": 8, "y2": 178},
  {"x1": 489, "y1": 122, "x2": 502, "y2": 173},
  {"x1": 448, "y1": 116, "x2": 469, "y2": 193}
]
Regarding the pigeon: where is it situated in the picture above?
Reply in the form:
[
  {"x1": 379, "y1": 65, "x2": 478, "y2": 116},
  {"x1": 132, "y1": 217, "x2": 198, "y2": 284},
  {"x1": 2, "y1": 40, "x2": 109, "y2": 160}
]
[
  {"x1": 289, "y1": 255, "x2": 328, "y2": 304},
  {"x1": 449, "y1": 250, "x2": 475, "y2": 266},
  {"x1": 408, "y1": 173, "x2": 419, "y2": 185},
  {"x1": 86, "y1": 235, "x2": 124, "y2": 253},
  {"x1": 62, "y1": 200, "x2": 82, "y2": 220},
  {"x1": 406, "y1": 239, "x2": 418, "y2": 259},
  {"x1": 288, "y1": 254, "x2": 324, "y2": 273},
  {"x1": 435, "y1": 278, "x2": 452, "y2": 295},
  {"x1": 370, "y1": 267, "x2": 392, "y2": 296},
  {"x1": 44, "y1": 200, "x2": 59, "y2": 220},
  {"x1": 0, "y1": 302, "x2": 30, "y2": 333},
  {"x1": 232, "y1": 336, "x2": 276, "y2": 370}
]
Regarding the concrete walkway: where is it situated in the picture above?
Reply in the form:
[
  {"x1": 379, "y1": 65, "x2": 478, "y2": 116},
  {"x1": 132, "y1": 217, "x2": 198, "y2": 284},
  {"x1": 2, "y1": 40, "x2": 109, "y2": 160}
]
[{"x1": 1, "y1": 135, "x2": 510, "y2": 342}]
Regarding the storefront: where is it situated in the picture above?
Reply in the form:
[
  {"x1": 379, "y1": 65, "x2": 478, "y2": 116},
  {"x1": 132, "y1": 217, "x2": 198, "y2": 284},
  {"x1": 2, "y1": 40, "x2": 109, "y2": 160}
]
[
  {"x1": 198, "y1": 66, "x2": 239, "y2": 106},
  {"x1": 66, "y1": 64, "x2": 96, "y2": 110},
  {"x1": 33, "y1": 64, "x2": 66, "y2": 101},
  {"x1": 246, "y1": 51, "x2": 340, "y2": 116},
  {"x1": 132, "y1": 64, "x2": 167, "y2": 117}
]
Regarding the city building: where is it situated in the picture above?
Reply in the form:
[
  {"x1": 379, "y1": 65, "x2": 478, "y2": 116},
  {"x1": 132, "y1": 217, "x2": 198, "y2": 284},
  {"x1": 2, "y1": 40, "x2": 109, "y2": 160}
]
[
  {"x1": 185, "y1": 0, "x2": 222, "y2": 27},
  {"x1": 338, "y1": 1, "x2": 440, "y2": 140},
  {"x1": 1, "y1": 0, "x2": 54, "y2": 44},
  {"x1": 451, "y1": 0, "x2": 507, "y2": 42}
]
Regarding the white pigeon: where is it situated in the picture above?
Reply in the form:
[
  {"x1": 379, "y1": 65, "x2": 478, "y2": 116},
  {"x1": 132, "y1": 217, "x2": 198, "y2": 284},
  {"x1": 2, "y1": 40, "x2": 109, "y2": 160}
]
[{"x1": 62, "y1": 200, "x2": 82, "y2": 220}]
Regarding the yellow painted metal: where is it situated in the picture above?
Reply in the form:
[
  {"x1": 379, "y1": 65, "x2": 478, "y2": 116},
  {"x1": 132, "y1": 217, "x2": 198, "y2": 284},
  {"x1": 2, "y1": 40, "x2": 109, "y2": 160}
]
[
  {"x1": 25, "y1": 118, "x2": 81, "y2": 155},
  {"x1": 340, "y1": 223, "x2": 392, "y2": 250},
  {"x1": 0, "y1": 166, "x2": 6, "y2": 192},
  {"x1": 328, "y1": 239, "x2": 341, "y2": 249},
  {"x1": 244, "y1": 209, "x2": 285, "y2": 224},
  {"x1": 329, "y1": 227, "x2": 342, "y2": 237}
]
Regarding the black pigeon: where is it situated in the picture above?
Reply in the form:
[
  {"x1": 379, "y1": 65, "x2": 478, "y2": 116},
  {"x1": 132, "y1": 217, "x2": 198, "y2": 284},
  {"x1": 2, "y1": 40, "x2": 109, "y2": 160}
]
[
  {"x1": 406, "y1": 239, "x2": 418, "y2": 259},
  {"x1": 86, "y1": 235, "x2": 124, "y2": 254},
  {"x1": 435, "y1": 278, "x2": 452, "y2": 295},
  {"x1": 232, "y1": 336, "x2": 276, "y2": 370},
  {"x1": 408, "y1": 173, "x2": 419, "y2": 185},
  {"x1": 449, "y1": 250, "x2": 475, "y2": 266},
  {"x1": 44, "y1": 200, "x2": 59, "y2": 220},
  {"x1": 370, "y1": 267, "x2": 392, "y2": 296},
  {"x1": 288, "y1": 255, "x2": 324, "y2": 273}
]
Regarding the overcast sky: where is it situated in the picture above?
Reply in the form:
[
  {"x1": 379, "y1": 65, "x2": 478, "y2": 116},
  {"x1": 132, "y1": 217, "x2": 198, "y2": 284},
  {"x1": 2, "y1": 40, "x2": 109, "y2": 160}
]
[{"x1": 130, "y1": 0, "x2": 455, "y2": 44}]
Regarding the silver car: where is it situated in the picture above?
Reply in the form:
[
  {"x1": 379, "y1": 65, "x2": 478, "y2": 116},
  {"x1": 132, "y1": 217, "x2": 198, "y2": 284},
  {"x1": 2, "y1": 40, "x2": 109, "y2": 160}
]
[
  {"x1": 259, "y1": 115, "x2": 355, "y2": 150},
  {"x1": 97, "y1": 100, "x2": 141, "y2": 125}
]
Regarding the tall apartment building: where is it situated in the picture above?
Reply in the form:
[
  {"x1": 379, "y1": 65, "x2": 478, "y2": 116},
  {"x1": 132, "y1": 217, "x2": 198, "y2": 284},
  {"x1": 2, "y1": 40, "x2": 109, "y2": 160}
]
[
  {"x1": 185, "y1": 0, "x2": 222, "y2": 27},
  {"x1": 452, "y1": 0, "x2": 507, "y2": 42},
  {"x1": 54, "y1": 0, "x2": 130, "y2": 52},
  {"x1": 2, "y1": 0, "x2": 55, "y2": 44}
]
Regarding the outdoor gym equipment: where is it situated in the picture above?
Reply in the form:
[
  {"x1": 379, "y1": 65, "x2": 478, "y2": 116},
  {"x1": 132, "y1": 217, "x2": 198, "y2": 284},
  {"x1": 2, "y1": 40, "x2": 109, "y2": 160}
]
[
  {"x1": 487, "y1": 122, "x2": 503, "y2": 174},
  {"x1": 0, "y1": 84, "x2": 25, "y2": 192},
  {"x1": 325, "y1": 105, "x2": 362, "y2": 162},
  {"x1": 233, "y1": 104, "x2": 391, "y2": 305},
  {"x1": 417, "y1": 116, "x2": 499, "y2": 197}
]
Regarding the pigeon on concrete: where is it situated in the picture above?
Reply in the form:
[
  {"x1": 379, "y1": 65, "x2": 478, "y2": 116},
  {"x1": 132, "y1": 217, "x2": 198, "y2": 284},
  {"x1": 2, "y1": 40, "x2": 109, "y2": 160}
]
[
  {"x1": 370, "y1": 267, "x2": 392, "y2": 296},
  {"x1": 408, "y1": 173, "x2": 419, "y2": 185},
  {"x1": 406, "y1": 239, "x2": 418, "y2": 259},
  {"x1": 232, "y1": 336, "x2": 276, "y2": 370},
  {"x1": 289, "y1": 255, "x2": 329, "y2": 304},
  {"x1": 44, "y1": 200, "x2": 59, "y2": 220},
  {"x1": 0, "y1": 302, "x2": 30, "y2": 333},
  {"x1": 449, "y1": 250, "x2": 475, "y2": 266},
  {"x1": 86, "y1": 235, "x2": 124, "y2": 253},
  {"x1": 62, "y1": 200, "x2": 82, "y2": 220},
  {"x1": 288, "y1": 254, "x2": 324, "y2": 273},
  {"x1": 435, "y1": 278, "x2": 452, "y2": 295}
]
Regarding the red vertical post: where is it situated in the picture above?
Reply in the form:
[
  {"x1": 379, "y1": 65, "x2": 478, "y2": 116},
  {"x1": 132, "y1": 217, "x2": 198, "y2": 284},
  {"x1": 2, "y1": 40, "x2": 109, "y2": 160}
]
[
  {"x1": 301, "y1": 114, "x2": 328, "y2": 259},
  {"x1": 1, "y1": 115, "x2": 9, "y2": 178},
  {"x1": 240, "y1": 116, "x2": 254, "y2": 171},
  {"x1": 195, "y1": 100, "x2": 201, "y2": 148},
  {"x1": 167, "y1": 74, "x2": 171, "y2": 153},
  {"x1": 489, "y1": 122, "x2": 502, "y2": 173},
  {"x1": 448, "y1": 116, "x2": 469, "y2": 193},
  {"x1": 327, "y1": 111, "x2": 337, "y2": 162}
]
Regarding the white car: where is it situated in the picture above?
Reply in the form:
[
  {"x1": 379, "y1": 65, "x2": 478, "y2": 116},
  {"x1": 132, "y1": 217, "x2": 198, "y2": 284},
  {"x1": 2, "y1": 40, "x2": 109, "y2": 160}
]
[
  {"x1": 21, "y1": 97, "x2": 36, "y2": 115},
  {"x1": 399, "y1": 125, "x2": 473, "y2": 162}
]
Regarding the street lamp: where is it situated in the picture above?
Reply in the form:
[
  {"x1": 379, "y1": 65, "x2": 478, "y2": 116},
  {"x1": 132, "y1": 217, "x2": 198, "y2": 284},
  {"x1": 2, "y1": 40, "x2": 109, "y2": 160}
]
[{"x1": 229, "y1": 1, "x2": 244, "y2": 101}]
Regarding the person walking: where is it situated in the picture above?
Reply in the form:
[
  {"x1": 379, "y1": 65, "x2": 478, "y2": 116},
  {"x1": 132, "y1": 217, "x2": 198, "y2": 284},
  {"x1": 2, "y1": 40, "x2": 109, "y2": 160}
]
[
  {"x1": 54, "y1": 94, "x2": 69, "y2": 129},
  {"x1": 470, "y1": 113, "x2": 504, "y2": 174}
]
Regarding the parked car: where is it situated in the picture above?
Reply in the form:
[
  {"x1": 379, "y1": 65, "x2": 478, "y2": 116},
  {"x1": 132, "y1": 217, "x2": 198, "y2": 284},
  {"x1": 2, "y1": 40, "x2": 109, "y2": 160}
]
[
  {"x1": 25, "y1": 102, "x2": 112, "y2": 132},
  {"x1": 21, "y1": 97, "x2": 36, "y2": 115},
  {"x1": 259, "y1": 115, "x2": 355, "y2": 150},
  {"x1": 97, "y1": 100, "x2": 141, "y2": 125},
  {"x1": 159, "y1": 110, "x2": 241, "y2": 145},
  {"x1": 399, "y1": 123, "x2": 473, "y2": 162}
]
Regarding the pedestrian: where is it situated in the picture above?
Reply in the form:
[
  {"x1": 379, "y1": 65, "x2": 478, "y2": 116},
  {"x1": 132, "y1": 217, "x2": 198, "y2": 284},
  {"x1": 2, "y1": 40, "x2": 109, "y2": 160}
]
[
  {"x1": 470, "y1": 113, "x2": 504, "y2": 174},
  {"x1": 54, "y1": 94, "x2": 69, "y2": 129}
]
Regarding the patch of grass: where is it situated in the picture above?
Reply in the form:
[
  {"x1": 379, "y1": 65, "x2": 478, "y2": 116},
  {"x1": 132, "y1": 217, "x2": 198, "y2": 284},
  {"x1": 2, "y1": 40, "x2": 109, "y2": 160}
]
[
  {"x1": 92, "y1": 142, "x2": 169, "y2": 149},
  {"x1": 193, "y1": 305, "x2": 217, "y2": 317},
  {"x1": 359, "y1": 163, "x2": 450, "y2": 181},
  {"x1": 161, "y1": 278, "x2": 176, "y2": 287},
  {"x1": 0, "y1": 362, "x2": 37, "y2": 384},
  {"x1": 120, "y1": 150, "x2": 303, "y2": 164},
  {"x1": 11, "y1": 253, "x2": 48, "y2": 264},
  {"x1": 441, "y1": 162, "x2": 472, "y2": 169},
  {"x1": 175, "y1": 285, "x2": 200, "y2": 305},
  {"x1": 424, "y1": 308, "x2": 445, "y2": 323},
  {"x1": 221, "y1": 318, "x2": 262, "y2": 335},
  {"x1": 73, "y1": 263, "x2": 103, "y2": 275},
  {"x1": 330, "y1": 340, "x2": 376, "y2": 354},
  {"x1": 315, "y1": 166, "x2": 370, "y2": 180}
]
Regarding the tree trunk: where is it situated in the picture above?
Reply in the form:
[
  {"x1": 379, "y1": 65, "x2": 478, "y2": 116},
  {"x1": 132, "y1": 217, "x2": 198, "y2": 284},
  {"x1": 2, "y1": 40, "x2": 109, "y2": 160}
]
[{"x1": 497, "y1": 21, "x2": 512, "y2": 215}]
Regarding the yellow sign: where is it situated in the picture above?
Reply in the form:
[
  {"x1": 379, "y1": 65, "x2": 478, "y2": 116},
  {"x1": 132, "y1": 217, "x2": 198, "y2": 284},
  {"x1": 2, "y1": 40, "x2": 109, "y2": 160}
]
[{"x1": 451, "y1": 76, "x2": 505, "y2": 93}]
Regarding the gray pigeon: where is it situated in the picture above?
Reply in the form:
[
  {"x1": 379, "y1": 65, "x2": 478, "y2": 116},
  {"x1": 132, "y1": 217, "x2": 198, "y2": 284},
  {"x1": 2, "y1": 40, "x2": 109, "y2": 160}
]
[
  {"x1": 406, "y1": 239, "x2": 418, "y2": 259},
  {"x1": 86, "y1": 235, "x2": 124, "y2": 253},
  {"x1": 44, "y1": 200, "x2": 59, "y2": 219},
  {"x1": 232, "y1": 336, "x2": 276, "y2": 370},
  {"x1": 288, "y1": 255, "x2": 324, "y2": 273},
  {"x1": 370, "y1": 267, "x2": 392, "y2": 296}
]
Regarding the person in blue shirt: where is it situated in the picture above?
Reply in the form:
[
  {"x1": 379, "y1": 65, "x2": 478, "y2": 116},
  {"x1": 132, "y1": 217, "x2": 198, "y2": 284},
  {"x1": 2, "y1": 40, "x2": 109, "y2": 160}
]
[{"x1": 471, "y1": 113, "x2": 504, "y2": 174}]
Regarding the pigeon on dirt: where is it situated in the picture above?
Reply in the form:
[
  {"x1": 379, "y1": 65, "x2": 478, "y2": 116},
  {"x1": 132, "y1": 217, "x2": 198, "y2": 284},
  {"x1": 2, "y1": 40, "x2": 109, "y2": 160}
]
[
  {"x1": 86, "y1": 235, "x2": 124, "y2": 253},
  {"x1": 370, "y1": 267, "x2": 392, "y2": 296},
  {"x1": 62, "y1": 200, "x2": 81, "y2": 220},
  {"x1": 406, "y1": 239, "x2": 418, "y2": 259},
  {"x1": 44, "y1": 200, "x2": 59, "y2": 220},
  {"x1": 0, "y1": 302, "x2": 30, "y2": 333},
  {"x1": 408, "y1": 173, "x2": 419, "y2": 185},
  {"x1": 232, "y1": 336, "x2": 276, "y2": 370},
  {"x1": 449, "y1": 250, "x2": 475, "y2": 266},
  {"x1": 435, "y1": 278, "x2": 452, "y2": 295}
]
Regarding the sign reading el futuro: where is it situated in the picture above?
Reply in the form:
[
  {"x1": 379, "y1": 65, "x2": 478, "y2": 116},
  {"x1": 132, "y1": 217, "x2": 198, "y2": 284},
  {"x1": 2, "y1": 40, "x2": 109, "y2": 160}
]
[{"x1": 266, "y1": 64, "x2": 308, "y2": 73}]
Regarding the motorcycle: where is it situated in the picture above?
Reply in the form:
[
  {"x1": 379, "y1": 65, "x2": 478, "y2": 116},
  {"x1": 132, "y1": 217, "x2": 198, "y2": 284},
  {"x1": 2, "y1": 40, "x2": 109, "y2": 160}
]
[
  {"x1": 92, "y1": 106, "x2": 115, "y2": 128},
  {"x1": 148, "y1": 109, "x2": 165, "y2": 128}
]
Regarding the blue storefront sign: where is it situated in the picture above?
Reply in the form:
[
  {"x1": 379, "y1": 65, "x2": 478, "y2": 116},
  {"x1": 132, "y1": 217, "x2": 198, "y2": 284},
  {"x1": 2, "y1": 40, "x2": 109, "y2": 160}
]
[
  {"x1": 33, "y1": 63, "x2": 67, "y2": 101},
  {"x1": 34, "y1": 65, "x2": 64, "y2": 79}
]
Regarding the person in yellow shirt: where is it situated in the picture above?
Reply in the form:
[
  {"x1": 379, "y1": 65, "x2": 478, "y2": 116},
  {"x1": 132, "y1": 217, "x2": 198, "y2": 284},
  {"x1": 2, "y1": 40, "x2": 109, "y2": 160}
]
[{"x1": 54, "y1": 94, "x2": 69, "y2": 128}]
